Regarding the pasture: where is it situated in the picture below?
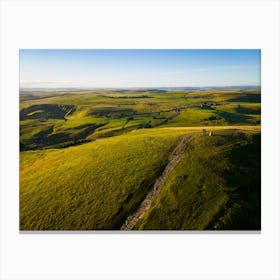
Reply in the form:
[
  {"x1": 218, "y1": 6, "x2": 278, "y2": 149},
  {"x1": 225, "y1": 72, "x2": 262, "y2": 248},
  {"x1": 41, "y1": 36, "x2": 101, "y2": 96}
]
[{"x1": 20, "y1": 89, "x2": 261, "y2": 150}]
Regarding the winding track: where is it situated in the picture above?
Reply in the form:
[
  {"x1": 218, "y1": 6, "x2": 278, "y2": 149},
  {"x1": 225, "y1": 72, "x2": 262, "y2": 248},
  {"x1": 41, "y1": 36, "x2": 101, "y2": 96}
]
[{"x1": 120, "y1": 133, "x2": 192, "y2": 230}]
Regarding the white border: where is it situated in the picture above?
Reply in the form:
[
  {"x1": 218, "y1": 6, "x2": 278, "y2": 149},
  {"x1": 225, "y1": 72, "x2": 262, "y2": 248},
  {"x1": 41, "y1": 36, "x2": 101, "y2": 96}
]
[{"x1": 1, "y1": 1, "x2": 280, "y2": 280}]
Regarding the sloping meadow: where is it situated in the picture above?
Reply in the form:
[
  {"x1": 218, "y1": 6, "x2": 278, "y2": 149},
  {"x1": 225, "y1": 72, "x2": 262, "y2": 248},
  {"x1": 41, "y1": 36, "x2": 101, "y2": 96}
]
[
  {"x1": 20, "y1": 129, "x2": 187, "y2": 230},
  {"x1": 135, "y1": 129, "x2": 261, "y2": 230}
]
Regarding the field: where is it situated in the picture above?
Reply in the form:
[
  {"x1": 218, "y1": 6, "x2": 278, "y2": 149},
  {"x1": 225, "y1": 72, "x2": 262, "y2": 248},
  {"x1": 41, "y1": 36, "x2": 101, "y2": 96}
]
[{"x1": 20, "y1": 88, "x2": 261, "y2": 230}]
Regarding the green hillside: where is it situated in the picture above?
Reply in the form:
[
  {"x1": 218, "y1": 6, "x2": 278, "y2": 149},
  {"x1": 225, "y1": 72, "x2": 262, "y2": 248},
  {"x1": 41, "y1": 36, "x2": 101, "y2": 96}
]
[
  {"x1": 135, "y1": 130, "x2": 261, "y2": 230},
  {"x1": 20, "y1": 129, "x2": 188, "y2": 230}
]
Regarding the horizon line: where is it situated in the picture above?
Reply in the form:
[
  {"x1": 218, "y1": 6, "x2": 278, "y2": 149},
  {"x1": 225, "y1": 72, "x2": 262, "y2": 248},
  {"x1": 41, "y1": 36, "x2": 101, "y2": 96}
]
[{"x1": 20, "y1": 85, "x2": 261, "y2": 90}]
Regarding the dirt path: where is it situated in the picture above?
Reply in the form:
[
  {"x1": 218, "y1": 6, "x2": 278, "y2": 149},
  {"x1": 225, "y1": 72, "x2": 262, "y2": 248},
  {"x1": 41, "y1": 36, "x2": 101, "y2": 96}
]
[{"x1": 120, "y1": 133, "x2": 192, "y2": 230}]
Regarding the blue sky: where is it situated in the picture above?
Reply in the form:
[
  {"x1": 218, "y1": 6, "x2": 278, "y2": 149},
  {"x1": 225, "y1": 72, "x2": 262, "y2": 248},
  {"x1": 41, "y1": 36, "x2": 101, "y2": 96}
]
[{"x1": 20, "y1": 49, "x2": 261, "y2": 88}]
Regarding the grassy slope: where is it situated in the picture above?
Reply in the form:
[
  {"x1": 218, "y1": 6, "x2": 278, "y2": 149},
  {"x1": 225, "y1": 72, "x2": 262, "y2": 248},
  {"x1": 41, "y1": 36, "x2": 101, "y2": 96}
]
[
  {"x1": 135, "y1": 129, "x2": 261, "y2": 230},
  {"x1": 20, "y1": 128, "x2": 187, "y2": 230}
]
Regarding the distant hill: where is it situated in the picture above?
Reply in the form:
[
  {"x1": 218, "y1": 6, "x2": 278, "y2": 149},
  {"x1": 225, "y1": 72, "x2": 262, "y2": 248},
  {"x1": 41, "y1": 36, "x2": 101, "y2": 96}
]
[{"x1": 20, "y1": 85, "x2": 261, "y2": 93}]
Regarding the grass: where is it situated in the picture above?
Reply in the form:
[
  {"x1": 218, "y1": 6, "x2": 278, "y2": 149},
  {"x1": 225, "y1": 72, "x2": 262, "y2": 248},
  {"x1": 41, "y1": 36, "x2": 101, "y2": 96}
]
[
  {"x1": 20, "y1": 128, "x2": 188, "y2": 230},
  {"x1": 20, "y1": 89, "x2": 261, "y2": 150},
  {"x1": 163, "y1": 108, "x2": 226, "y2": 127},
  {"x1": 19, "y1": 89, "x2": 261, "y2": 230},
  {"x1": 135, "y1": 129, "x2": 261, "y2": 230}
]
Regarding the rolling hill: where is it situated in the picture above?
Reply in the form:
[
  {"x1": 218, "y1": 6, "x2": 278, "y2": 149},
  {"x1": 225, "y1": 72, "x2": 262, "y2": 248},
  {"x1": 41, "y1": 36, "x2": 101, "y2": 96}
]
[{"x1": 20, "y1": 89, "x2": 261, "y2": 230}]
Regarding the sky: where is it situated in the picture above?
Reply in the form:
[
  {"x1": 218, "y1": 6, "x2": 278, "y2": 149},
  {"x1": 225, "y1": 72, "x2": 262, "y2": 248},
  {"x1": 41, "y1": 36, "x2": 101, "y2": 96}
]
[{"x1": 20, "y1": 49, "x2": 261, "y2": 88}]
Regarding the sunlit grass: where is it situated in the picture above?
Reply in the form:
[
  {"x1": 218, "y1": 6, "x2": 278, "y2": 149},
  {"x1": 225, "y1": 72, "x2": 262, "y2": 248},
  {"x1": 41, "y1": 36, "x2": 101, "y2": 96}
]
[{"x1": 20, "y1": 128, "x2": 188, "y2": 230}]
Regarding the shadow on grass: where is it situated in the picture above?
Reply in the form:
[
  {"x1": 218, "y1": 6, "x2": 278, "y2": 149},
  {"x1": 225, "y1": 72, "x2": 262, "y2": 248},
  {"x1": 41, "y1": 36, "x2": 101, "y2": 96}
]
[{"x1": 206, "y1": 134, "x2": 261, "y2": 230}]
